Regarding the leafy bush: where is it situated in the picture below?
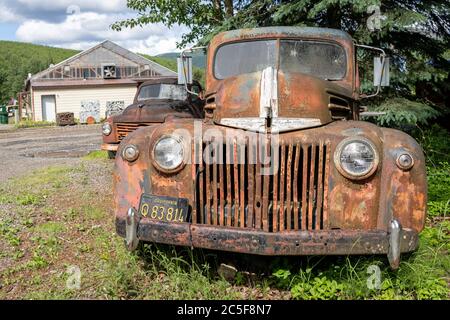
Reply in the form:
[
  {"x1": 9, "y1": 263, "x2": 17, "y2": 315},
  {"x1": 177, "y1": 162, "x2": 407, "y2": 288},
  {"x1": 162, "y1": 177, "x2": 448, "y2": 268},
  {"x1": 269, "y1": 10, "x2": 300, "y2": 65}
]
[
  {"x1": 272, "y1": 269, "x2": 292, "y2": 289},
  {"x1": 427, "y1": 200, "x2": 449, "y2": 217},
  {"x1": 414, "y1": 124, "x2": 450, "y2": 165},
  {"x1": 427, "y1": 162, "x2": 450, "y2": 203},
  {"x1": 416, "y1": 279, "x2": 449, "y2": 300},
  {"x1": 291, "y1": 276, "x2": 345, "y2": 300},
  {"x1": 420, "y1": 223, "x2": 450, "y2": 251},
  {"x1": 412, "y1": 125, "x2": 450, "y2": 217}
]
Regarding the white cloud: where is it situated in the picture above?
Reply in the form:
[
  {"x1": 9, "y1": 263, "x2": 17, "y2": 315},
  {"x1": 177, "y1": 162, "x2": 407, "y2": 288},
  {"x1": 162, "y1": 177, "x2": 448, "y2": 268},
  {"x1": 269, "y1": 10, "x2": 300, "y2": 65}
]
[
  {"x1": 16, "y1": 0, "x2": 128, "y2": 13},
  {"x1": 15, "y1": 10, "x2": 189, "y2": 55},
  {"x1": 0, "y1": 3, "x2": 22, "y2": 22}
]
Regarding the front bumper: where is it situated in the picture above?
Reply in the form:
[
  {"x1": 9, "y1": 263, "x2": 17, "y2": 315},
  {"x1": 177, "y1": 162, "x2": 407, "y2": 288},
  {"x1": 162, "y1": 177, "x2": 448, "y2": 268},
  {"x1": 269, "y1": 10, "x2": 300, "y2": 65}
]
[
  {"x1": 101, "y1": 143, "x2": 119, "y2": 152},
  {"x1": 116, "y1": 213, "x2": 418, "y2": 269}
]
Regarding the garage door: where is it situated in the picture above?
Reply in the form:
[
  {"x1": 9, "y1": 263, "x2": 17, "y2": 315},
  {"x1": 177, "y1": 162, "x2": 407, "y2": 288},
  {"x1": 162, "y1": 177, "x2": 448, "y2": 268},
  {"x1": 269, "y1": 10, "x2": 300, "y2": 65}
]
[{"x1": 41, "y1": 95, "x2": 56, "y2": 122}]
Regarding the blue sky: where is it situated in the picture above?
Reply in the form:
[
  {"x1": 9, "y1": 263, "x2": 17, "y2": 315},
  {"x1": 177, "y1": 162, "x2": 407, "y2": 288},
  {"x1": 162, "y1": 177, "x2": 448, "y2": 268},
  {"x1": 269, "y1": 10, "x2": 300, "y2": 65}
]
[
  {"x1": 0, "y1": 22, "x2": 17, "y2": 40},
  {"x1": 0, "y1": 0, "x2": 187, "y2": 55}
]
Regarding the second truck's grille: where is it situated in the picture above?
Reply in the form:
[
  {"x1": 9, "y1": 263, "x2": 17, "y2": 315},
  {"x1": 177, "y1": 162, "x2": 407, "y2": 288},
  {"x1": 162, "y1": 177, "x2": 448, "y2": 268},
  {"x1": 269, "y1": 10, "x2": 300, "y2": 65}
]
[
  {"x1": 116, "y1": 123, "x2": 152, "y2": 141},
  {"x1": 193, "y1": 138, "x2": 330, "y2": 232}
]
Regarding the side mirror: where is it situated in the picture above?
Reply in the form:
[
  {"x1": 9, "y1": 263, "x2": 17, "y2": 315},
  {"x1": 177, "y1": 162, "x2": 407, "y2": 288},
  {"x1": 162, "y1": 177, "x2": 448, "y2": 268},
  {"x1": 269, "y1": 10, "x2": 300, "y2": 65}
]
[
  {"x1": 374, "y1": 56, "x2": 390, "y2": 87},
  {"x1": 355, "y1": 44, "x2": 389, "y2": 98},
  {"x1": 177, "y1": 56, "x2": 193, "y2": 85}
]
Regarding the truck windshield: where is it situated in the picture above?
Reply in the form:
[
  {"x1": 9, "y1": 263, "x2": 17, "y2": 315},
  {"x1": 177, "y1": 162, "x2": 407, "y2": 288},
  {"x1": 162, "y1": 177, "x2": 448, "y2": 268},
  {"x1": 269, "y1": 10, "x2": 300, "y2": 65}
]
[
  {"x1": 214, "y1": 40, "x2": 346, "y2": 80},
  {"x1": 137, "y1": 84, "x2": 188, "y2": 101}
]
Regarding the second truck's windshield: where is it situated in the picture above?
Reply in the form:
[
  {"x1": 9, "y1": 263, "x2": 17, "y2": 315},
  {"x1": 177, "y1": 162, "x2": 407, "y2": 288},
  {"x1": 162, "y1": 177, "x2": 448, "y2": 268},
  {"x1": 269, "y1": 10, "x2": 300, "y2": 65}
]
[{"x1": 137, "y1": 84, "x2": 188, "y2": 101}]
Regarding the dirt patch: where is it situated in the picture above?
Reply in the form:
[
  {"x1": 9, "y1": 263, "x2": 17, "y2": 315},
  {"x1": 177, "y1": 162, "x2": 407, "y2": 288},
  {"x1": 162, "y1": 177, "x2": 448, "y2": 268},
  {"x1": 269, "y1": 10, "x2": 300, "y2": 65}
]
[{"x1": 0, "y1": 125, "x2": 102, "y2": 182}]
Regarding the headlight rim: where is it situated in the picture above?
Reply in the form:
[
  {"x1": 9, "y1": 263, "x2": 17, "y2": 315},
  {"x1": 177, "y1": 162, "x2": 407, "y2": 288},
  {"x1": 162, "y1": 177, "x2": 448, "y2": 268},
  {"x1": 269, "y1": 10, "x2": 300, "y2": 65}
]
[
  {"x1": 102, "y1": 122, "x2": 112, "y2": 136},
  {"x1": 334, "y1": 137, "x2": 379, "y2": 180},
  {"x1": 151, "y1": 134, "x2": 186, "y2": 174},
  {"x1": 396, "y1": 152, "x2": 414, "y2": 171}
]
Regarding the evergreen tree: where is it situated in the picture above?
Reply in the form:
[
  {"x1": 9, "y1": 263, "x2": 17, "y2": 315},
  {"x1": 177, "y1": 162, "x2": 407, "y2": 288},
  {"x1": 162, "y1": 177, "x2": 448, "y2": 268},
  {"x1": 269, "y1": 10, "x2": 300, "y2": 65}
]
[{"x1": 113, "y1": 0, "x2": 450, "y2": 127}]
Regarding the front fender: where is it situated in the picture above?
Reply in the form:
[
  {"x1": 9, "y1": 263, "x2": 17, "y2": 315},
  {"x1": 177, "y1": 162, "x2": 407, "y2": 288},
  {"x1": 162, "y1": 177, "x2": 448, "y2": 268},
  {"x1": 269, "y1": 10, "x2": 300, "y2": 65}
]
[
  {"x1": 377, "y1": 128, "x2": 427, "y2": 232},
  {"x1": 113, "y1": 120, "x2": 196, "y2": 221}
]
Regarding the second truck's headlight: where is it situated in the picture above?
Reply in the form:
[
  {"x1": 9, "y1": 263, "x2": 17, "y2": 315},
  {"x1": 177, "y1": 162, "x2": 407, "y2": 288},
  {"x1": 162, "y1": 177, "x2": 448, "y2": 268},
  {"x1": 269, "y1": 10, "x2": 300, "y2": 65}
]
[
  {"x1": 153, "y1": 135, "x2": 185, "y2": 172},
  {"x1": 335, "y1": 137, "x2": 379, "y2": 180},
  {"x1": 102, "y1": 123, "x2": 112, "y2": 136}
]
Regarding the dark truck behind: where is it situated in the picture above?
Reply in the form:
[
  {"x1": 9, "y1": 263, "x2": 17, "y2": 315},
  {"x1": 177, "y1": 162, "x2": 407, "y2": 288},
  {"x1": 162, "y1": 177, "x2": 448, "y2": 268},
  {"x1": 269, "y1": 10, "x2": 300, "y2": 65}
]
[{"x1": 101, "y1": 77, "x2": 204, "y2": 158}]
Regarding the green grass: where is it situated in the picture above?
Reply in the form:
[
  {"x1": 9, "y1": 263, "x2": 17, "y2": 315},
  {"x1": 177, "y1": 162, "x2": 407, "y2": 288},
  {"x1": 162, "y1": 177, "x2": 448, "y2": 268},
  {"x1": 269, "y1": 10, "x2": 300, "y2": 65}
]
[
  {"x1": 14, "y1": 120, "x2": 55, "y2": 129},
  {"x1": 82, "y1": 150, "x2": 109, "y2": 160},
  {"x1": 269, "y1": 222, "x2": 450, "y2": 300},
  {"x1": 0, "y1": 142, "x2": 449, "y2": 299}
]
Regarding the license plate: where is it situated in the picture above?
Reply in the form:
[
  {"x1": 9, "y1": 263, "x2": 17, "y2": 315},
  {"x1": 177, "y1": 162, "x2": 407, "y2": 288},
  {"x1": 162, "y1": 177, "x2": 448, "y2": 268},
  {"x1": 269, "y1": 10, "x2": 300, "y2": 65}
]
[{"x1": 138, "y1": 194, "x2": 189, "y2": 223}]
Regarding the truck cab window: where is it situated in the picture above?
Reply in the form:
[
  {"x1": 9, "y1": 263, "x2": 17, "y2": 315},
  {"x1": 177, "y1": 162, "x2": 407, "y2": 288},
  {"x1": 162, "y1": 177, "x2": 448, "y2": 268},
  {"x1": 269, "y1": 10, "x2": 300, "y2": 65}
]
[
  {"x1": 138, "y1": 84, "x2": 188, "y2": 101},
  {"x1": 214, "y1": 40, "x2": 276, "y2": 79},
  {"x1": 214, "y1": 39, "x2": 346, "y2": 80},
  {"x1": 279, "y1": 41, "x2": 346, "y2": 80}
]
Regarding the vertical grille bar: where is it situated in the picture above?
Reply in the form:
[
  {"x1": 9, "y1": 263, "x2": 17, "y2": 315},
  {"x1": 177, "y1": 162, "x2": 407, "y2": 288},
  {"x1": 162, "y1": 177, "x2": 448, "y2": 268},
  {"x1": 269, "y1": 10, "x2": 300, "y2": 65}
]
[
  {"x1": 239, "y1": 142, "x2": 246, "y2": 228},
  {"x1": 272, "y1": 144, "x2": 279, "y2": 232},
  {"x1": 212, "y1": 145, "x2": 218, "y2": 226},
  {"x1": 198, "y1": 143, "x2": 204, "y2": 224},
  {"x1": 301, "y1": 145, "x2": 308, "y2": 230},
  {"x1": 293, "y1": 142, "x2": 300, "y2": 230},
  {"x1": 285, "y1": 144, "x2": 293, "y2": 230},
  {"x1": 233, "y1": 140, "x2": 239, "y2": 227},
  {"x1": 226, "y1": 142, "x2": 232, "y2": 227},
  {"x1": 262, "y1": 139, "x2": 270, "y2": 231},
  {"x1": 247, "y1": 140, "x2": 255, "y2": 228},
  {"x1": 308, "y1": 145, "x2": 316, "y2": 230},
  {"x1": 279, "y1": 143, "x2": 286, "y2": 231},
  {"x1": 254, "y1": 139, "x2": 262, "y2": 229},
  {"x1": 205, "y1": 145, "x2": 211, "y2": 225},
  {"x1": 219, "y1": 144, "x2": 225, "y2": 226},
  {"x1": 315, "y1": 141, "x2": 324, "y2": 230},
  {"x1": 192, "y1": 141, "x2": 197, "y2": 224},
  {"x1": 322, "y1": 141, "x2": 331, "y2": 229}
]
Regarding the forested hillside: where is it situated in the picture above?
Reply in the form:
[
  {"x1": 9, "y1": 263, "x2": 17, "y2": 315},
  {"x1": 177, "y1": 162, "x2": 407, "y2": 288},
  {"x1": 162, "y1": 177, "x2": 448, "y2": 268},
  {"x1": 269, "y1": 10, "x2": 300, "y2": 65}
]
[
  {"x1": 0, "y1": 41, "x2": 79, "y2": 104},
  {"x1": 157, "y1": 51, "x2": 206, "y2": 69},
  {"x1": 141, "y1": 53, "x2": 205, "y2": 86},
  {"x1": 0, "y1": 41, "x2": 205, "y2": 105}
]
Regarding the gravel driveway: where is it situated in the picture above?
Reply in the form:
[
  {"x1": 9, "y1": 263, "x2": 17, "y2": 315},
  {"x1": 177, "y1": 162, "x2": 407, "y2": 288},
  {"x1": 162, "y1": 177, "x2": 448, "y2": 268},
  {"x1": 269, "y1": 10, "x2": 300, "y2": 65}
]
[{"x1": 0, "y1": 125, "x2": 103, "y2": 182}]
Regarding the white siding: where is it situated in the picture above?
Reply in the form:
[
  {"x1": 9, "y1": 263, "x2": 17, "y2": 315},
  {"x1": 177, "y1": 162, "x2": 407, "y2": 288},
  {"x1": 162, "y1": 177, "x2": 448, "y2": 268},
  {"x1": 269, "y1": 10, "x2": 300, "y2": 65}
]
[{"x1": 32, "y1": 85, "x2": 137, "y2": 121}]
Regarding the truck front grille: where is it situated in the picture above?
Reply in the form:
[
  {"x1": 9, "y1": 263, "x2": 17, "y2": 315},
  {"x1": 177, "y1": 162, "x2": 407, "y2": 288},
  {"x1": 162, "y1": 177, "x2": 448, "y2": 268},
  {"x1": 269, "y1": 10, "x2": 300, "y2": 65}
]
[
  {"x1": 193, "y1": 139, "x2": 331, "y2": 232},
  {"x1": 116, "y1": 123, "x2": 153, "y2": 141}
]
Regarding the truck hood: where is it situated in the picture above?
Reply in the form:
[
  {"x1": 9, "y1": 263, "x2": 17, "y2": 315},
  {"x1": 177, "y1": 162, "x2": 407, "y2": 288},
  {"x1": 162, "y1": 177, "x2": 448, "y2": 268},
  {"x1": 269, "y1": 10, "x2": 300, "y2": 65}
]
[
  {"x1": 111, "y1": 100, "x2": 195, "y2": 123},
  {"x1": 213, "y1": 68, "x2": 352, "y2": 133}
]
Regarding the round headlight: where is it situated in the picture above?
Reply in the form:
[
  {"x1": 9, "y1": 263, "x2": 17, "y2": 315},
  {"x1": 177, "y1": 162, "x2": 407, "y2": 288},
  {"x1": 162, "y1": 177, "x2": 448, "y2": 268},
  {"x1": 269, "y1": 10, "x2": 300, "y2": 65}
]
[
  {"x1": 334, "y1": 138, "x2": 379, "y2": 180},
  {"x1": 102, "y1": 123, "x2": 112, "y2": 136},
  {"x1": 152, "y1": 135, "x2": 185, "y2": 172}
]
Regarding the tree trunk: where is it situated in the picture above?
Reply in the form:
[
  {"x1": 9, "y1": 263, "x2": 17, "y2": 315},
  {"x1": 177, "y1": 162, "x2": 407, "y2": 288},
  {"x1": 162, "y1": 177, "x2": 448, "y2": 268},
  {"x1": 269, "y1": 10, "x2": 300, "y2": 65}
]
[
  {"x1": 213, "y1": 0, "x2": 223, "y2": 20},
  {"x1": 326, "y1": 5, "x2": 341, "y2": 28},
  {"x1": 224, "y1": 0, "x2": 234, "y2": 17}
]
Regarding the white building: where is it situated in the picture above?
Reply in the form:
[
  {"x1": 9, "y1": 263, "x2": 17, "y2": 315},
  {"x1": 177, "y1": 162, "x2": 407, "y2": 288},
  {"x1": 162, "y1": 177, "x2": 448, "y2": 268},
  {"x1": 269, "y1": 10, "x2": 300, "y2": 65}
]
[{"x1": 24, "y1": 40, "x2": 176, "y2": 122}]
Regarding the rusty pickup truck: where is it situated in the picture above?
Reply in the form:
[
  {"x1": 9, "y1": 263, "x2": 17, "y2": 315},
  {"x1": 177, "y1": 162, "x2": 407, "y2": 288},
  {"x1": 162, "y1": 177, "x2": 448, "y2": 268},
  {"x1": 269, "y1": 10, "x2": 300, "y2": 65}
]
[
  {"x1": 101, "y1": 77, "x2": 204, "y2": 158},
  {"x1": 113, "y1": 27, "x2": 426, "y2": 269}
]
